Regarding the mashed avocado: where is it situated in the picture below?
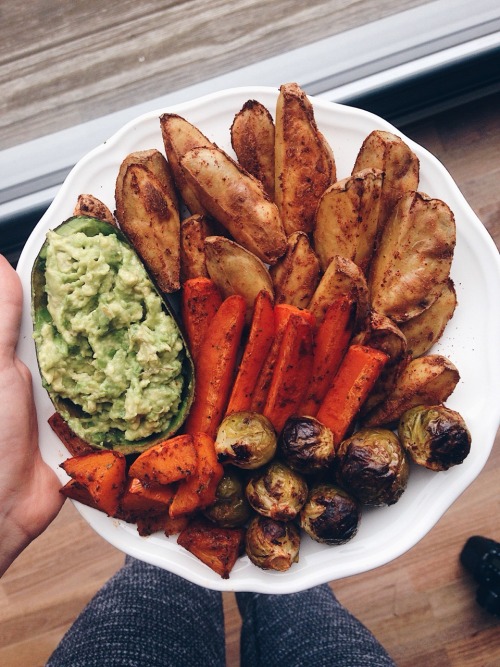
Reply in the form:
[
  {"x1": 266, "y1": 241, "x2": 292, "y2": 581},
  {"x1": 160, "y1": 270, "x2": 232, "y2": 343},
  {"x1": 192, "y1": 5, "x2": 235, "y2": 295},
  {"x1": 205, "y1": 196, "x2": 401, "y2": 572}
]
[{"x1": 35, "y1": 229, "x2": 185, "y2": 444}]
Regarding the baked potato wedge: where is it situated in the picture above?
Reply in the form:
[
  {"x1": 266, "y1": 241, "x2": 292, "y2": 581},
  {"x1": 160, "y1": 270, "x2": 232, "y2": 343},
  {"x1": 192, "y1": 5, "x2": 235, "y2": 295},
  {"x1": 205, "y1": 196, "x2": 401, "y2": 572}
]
[
  {"x1": 204, "y1": 235, "x2": 274, "y2": 323},
  {"x1": 352, "y1": 129, "x2": 420, "y2": 233},
  {"x1": 275, "y1": 82, "x2": 336, "y2": 235},
  {"x1": 399, "y1": 279, "x2": 457, "y2": 358},
  {"x1": 231, "y1": 99, "x2": 275, "y2": 200},
  {"x1": 369, "y1": 191, "x2": 456, "y2": 322},
  {"x1": 313, "y1": 168, "x2": 383, "y2": 273},
  {"x1": 74, "y1": 194, "x2": 115, "y2": 225},
  {"x1": 115, "y1": 161, "x2": 181, "y2": 293},
  {"x1": 179, "y1": 145, "x2": 286, "y2": 265},
  {"x1": 159, "y1": 113, "x2": 215, "y2": 215},
  {"x1": 308, "y1": 255, "x2": 370, "y2": 328},
  {"x1": 363, "y1": 354, "x2": 460, "y2": 426},
  {"x1": 270, "y1": 231, "x2": 321, "y2": 309},
  {"x1": 180, "y1": 213, "x2": 215, "y2": 282}
]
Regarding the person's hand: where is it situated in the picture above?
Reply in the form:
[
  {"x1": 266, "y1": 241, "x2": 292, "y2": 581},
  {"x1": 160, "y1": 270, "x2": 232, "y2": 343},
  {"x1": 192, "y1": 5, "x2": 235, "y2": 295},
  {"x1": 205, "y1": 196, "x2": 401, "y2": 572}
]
[{"x1": 0, "y1": 255, "x2": 64, "y2": 576}]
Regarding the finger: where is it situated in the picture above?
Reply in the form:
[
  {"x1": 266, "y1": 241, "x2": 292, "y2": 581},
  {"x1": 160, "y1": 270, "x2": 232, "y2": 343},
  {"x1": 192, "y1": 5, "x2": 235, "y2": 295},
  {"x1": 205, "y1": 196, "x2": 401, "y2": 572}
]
[{"x1": 0, "y1": 255, "x2": 23, "y2": 356}]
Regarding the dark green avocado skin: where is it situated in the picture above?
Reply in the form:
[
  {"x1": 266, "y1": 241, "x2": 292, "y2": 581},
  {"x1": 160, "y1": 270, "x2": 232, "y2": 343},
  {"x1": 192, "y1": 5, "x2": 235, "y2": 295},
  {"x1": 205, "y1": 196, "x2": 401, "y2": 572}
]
[{"x1": 31, "y1": 215, "x2": 195, "y2": 454}]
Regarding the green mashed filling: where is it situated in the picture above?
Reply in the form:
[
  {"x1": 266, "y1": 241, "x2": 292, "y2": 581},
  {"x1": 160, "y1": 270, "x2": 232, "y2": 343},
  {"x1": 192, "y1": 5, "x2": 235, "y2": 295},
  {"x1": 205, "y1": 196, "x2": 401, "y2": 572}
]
[{"x1": 35, "y1": 230, "x2": 184, "y2": 444}]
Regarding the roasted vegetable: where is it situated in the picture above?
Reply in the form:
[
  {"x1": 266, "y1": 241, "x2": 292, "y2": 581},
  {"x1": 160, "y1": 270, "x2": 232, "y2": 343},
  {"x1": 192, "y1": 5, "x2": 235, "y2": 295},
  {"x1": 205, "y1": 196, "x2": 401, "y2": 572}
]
[
  {"x1": 179, "y1": 145, "x2": 287, "y2": 265},
  {"x1": 74, "y1": 193, "x2": 115, "y2": 225},
  {"x1": 352, "y1": 130, "x2": 420, "y2": 234},
  {"x1": 177, "y1": 517, "x2": 245, "y2": 579},
  {"x1": 215, "y1": 411, "x2": 277, "y2": 469},
  {"x1": 31, "y1": 216, "x2": 194, "y2": 453},
  {"x1": 398, "y1": 404, "x2": 471, "y2": 471},
  {"x1": 279, "y1": 416, "x2": 335, "y2": 475},
  {"x1": 269, "y1": 231, "x2": 321, "y2": 309},
  {"x1": 180, "y1": 214, "x2": 214, "y2": 282},
  {"x1": 181, "y1": 276, "x2": 223, "y2": 362},
  {"x1": 275, "y1": 82, "x2": 336, "y2": 235},
  {"x1": 114, "y1": 151, "x2": 181, "y2": 293},
  {"x1": 313, "y1": 168, "x2": 383, "y2": 273},
  {"x1": 119, "y1": 478, "x2": 176, "y2": 523},
  {"x1": 48, "y1": 412, "x2": 97, "y2": 457},
  {"x1": 336, "y1": 428, "x2": 409, "y2": 506},
  {"x1": 245, "y1": 515, "x2": 300, "y2": 572},
  {"x1": 230, "y1": 99, "x2": 275, "y2": 200},
  {"x1": 245, "y1": 461, "x2": 308, "y2": 521},
  {"x1": 128, "y1": 435, "x2": 197, "y2": 486},
  {"x1": 363, "y1": 354, "x2": 460, "y2": 427},
  {"x1": 204, "y1": 235, "x2": 274, "y2": 324},
  {"x1": 368, "y1": 191, "x2": 456, "y2": 322},
  {"x1": 203, "y1": 469, "x2": 252, "y2": 528},
  {"x1": 300, "y1": 483, "x2": 360, "y2": 545}
]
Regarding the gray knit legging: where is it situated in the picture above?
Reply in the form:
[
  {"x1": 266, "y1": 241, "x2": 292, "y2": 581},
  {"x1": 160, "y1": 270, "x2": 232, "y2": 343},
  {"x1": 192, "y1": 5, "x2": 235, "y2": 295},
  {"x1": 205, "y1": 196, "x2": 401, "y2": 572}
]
[{"x1": 46, "y1": 556, "x2": 396, "y2": 667}]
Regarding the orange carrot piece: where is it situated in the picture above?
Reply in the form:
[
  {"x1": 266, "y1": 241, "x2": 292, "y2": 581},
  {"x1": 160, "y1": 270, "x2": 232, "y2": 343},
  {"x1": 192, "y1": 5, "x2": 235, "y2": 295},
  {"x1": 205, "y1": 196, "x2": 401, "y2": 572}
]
[
  {"x1": 60, "y1": 450, "x2": 127, "y2": 517},
  {"x1": 263, "y1": 314, "x2": 314, "y2": 433},
  {"x1": 181, "y1": 277, "x2": 223, "y2": 361},
  {"x1": 316, "y1": 344, "x2": 389, "y2": 446},
  {"x1": 250, "y1": 304, "x2": 315, "y2": 413},
  {"x1": 128, "y1": 435, "x2": 197, "y2": 485},
  {"x1": 170, "y1": 432, "x2": 224, "y2": 518},
  {"x1": 300, "y1": 296, "x2": 356, "y2": 417},
  {"x1": 183, "y1": 295, "x2": 246, "y2": 438},
  {"x1": 119, "y1": 478, "x2": 176, "y2": 521},
  {"x1": 226, "y1": 290, "x2": 275, "y2": 415}
]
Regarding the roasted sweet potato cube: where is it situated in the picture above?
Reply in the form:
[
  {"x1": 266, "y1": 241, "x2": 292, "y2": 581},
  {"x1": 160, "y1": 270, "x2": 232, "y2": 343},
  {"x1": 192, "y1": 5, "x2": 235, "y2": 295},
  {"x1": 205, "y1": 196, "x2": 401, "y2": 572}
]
[
  {"x1": 60, "y1": 450, "x2": 127, "y2": 517},
  {"x1": 48, "y1": 412, "x2": 97, "y2": 456},
  {"x1": 170, "y1": 433, "x2": 224, "y2": 518},
  {"x1": 177, "y1": 518, "x2": 245, "y2": 579},
  {"x1": 119, "y1": 478, "x2": 176, "y2": 522},
  {"x1": 128, "y1": 435, "x2": 197, "y2": 485}
]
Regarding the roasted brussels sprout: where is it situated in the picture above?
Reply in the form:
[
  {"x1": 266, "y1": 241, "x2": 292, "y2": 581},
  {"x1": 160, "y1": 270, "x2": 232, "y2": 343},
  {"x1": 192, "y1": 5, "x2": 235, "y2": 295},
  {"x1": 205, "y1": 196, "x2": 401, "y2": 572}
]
[
  {"x1": 336, "y1": 428, "x2": 409, "y2": 506},
  {"x1": 246, "y1": 461, "x2": 308, "y2": 521},
  {"x1": 279, "y1": 416, "x2": 335, "y2": 474},
  {"x1": 300, "y1": 483, "x2": 360, "y2": 545},
  {"x1": 245, "y1": 515, "x2": 300, "y2": 571},
  {"x1": 215, "y1": 411, "x2": 277, "y2": 469},
  {"x1": 398, "y1": 404, "x2": 471, "y2": 471},
  {"x1": 203, "y1": 469, "x2": 252, "y2": 527}
]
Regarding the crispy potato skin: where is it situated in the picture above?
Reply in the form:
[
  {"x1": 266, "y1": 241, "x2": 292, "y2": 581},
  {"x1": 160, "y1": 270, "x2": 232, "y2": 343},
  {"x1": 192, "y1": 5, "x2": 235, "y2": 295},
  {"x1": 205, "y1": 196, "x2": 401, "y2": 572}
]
[
  {"x1": 180, "y1": 146, "x2": 286, "y2": 265},
  {"x1": 204, "y1": 235, "x2": 274, "y2": 323},
  {"x1": 270, "y1": 231, "x2": 321, "y2": 309},
  {"x1": 399, "y1": 279, "x2": 457, "y2": 358},
  {"x1": 275, "y1": 82, "x2": 336, "y2": 235},
  {"x1": 314, "y1": 168, "x2": 383, "y2": 273},
  {"x1": 352, "y1": 130, "x2": 419, "y2": 233},
  {"x1": 363, "y1": 354, "x2": 460, "y2": 426},
  {"x1": 116, "y1": 162, "x2": 181, "y2": 293},
  {"x1": 369, "y1": 191, "x2": 456, "y2": 322},
  {"x1": 308, "y1": 255, "x2": 370, "y2": 329},
  {"x1": 180, "y1": 214, "x2": 214, "y2": 282},
  {"x1": 74, "y1": 194, "x2": 115, "y2": 225},
  {"x1": 231, "y1": 99, "x2": 275, "y2": 200},
  {"x1": 159, "y1": 113, "x2": 215, "y2": 215}
]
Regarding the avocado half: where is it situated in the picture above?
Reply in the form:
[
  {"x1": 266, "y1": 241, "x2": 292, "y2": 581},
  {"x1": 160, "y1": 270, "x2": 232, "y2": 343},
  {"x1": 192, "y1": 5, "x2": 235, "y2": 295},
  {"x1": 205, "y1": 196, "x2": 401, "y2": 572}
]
[{"x1": 31, "y1": 215, "x2": 195, "y2": 454}]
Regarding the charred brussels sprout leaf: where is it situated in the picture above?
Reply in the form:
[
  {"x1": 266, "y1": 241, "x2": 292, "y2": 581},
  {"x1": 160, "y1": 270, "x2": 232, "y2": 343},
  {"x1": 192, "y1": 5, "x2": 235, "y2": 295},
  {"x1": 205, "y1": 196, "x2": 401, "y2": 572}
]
[
  {"x1": 279, "y1": 416, "x2": 335, "y2": 474},
  {"x1": 215, "y1": 411, "x2": 277, "y2": 469},
  {"x1": 300, "y1": 483, "x2": 360, "y2": 545},
  {"x1": 245, "y1": 515, "x2": 300, "y2": 571},
  {"x1": 336, "y1": 428, "x2": 409, "y2": 506},
  {"x1": 203, "y1": 468, "x2": 252, "y2": 527},
  {"x1": 398, "y1": 404, "x2": 471, "y2": 471},
  {"x1": 245, "y1": 461, "x2": 308, "y2": 521}
]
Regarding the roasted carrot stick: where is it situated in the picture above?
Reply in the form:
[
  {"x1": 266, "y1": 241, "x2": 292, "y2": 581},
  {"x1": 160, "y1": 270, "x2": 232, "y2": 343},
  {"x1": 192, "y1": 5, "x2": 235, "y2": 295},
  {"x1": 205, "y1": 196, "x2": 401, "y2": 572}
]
[
  {"x1": 184, "y1": 294, "x2": 246, "y2": 438},
  {"x1": 263, "y1": 314, "x2": 314, "y2": 433},
  {"x1": 250, "y1": 303, "x2": 315, "y2": 413},
  {"x1": 300, "y1": 295, "x2": 356, "y2": 417},
  {"x1": 181, "y1": 276, "x2": 223, "y2": 361},
  {"x1": 316, "y1": 344, "x2": 389, "y2": 446},
  {"x1": 170, "y1": 432, "x2": 224, "y2": 517},
  {"x1": 226, "y1": 290, "x2": 275, "y2": 415}
]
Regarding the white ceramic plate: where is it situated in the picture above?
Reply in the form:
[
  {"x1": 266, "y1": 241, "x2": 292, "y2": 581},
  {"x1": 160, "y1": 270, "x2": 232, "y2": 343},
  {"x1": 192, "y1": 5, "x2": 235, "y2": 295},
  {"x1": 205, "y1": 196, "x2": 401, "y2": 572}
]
[{"x1": 16, "y1": 87, "x2": 500, "y2": 593}]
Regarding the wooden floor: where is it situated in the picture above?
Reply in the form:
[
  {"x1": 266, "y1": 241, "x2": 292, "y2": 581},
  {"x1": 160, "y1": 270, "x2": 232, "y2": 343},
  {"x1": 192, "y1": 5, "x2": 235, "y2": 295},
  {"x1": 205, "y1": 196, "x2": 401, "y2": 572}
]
[{"x1": 0, "y1": 91, "x2": 498, "y2": 667}]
